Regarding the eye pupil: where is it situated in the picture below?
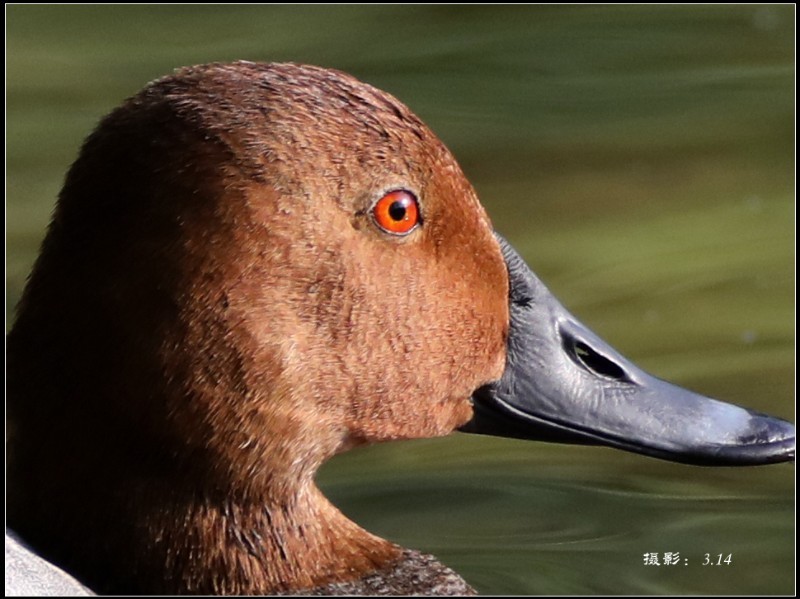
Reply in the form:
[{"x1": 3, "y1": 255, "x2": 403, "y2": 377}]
[{"x1": 388, "y1": 201, "x2": 407, "y2": 221}]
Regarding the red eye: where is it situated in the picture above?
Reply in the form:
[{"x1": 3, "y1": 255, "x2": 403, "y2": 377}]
[{"x1": 372, "y1": 190, "x2": 420, "y2": 235}]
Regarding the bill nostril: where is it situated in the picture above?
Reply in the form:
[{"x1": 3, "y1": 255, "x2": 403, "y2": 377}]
[{"x1": 564, "y1": 336, "x2": 631, "y2": 383}]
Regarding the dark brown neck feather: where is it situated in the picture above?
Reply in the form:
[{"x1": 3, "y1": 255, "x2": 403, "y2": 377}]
[
  {"x1": 144, "y1": 483, "x2": 402, "y2": 595},
  {"x1": 9, "y1": 444, "x2": 401, "y2": 595}
]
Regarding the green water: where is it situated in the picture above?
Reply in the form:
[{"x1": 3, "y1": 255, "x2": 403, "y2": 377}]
[{"x1": 6, "y1": 5, "x2": 794, "y2": 594}]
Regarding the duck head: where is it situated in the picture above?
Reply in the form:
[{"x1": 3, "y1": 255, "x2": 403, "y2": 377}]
[{"x1": 7, "y1": 62, "x2": 794, "y2": 595}]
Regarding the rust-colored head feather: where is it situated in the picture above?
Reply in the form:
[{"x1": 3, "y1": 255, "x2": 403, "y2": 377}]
[{"x1": 7, "y1": 62, "x2": 508, "y2": 594}]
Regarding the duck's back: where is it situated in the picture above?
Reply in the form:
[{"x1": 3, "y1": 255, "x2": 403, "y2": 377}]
[{"x1": 304, "y1": 550, "x2": 475, "y2": 596}]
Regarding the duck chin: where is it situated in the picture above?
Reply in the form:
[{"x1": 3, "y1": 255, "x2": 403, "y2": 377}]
[{"x1": 343, "y1": 397, "x2": 475, "y2": 445}]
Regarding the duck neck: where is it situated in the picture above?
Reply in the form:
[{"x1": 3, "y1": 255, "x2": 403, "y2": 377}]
[
  {"x1": 150, "y1": 480, "x2": 402, "y2": 594},
  {"x1": 10, "y1": 423, "x2": 403, "y2": 595}
]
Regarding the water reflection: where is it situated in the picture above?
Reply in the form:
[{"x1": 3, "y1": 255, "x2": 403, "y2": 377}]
[{"x1": 319, "y1": 437, "x2": 794, "y2": 594}]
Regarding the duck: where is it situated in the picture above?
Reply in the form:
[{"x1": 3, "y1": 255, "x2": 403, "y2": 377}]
[{"x1": 6, "y1": 61, "x2": 795, "y2": 596}]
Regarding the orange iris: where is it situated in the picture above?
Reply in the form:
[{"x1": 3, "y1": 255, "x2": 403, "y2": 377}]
[{"x1": 372, "y1": 190, "x2": 420, "y2": 235}]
